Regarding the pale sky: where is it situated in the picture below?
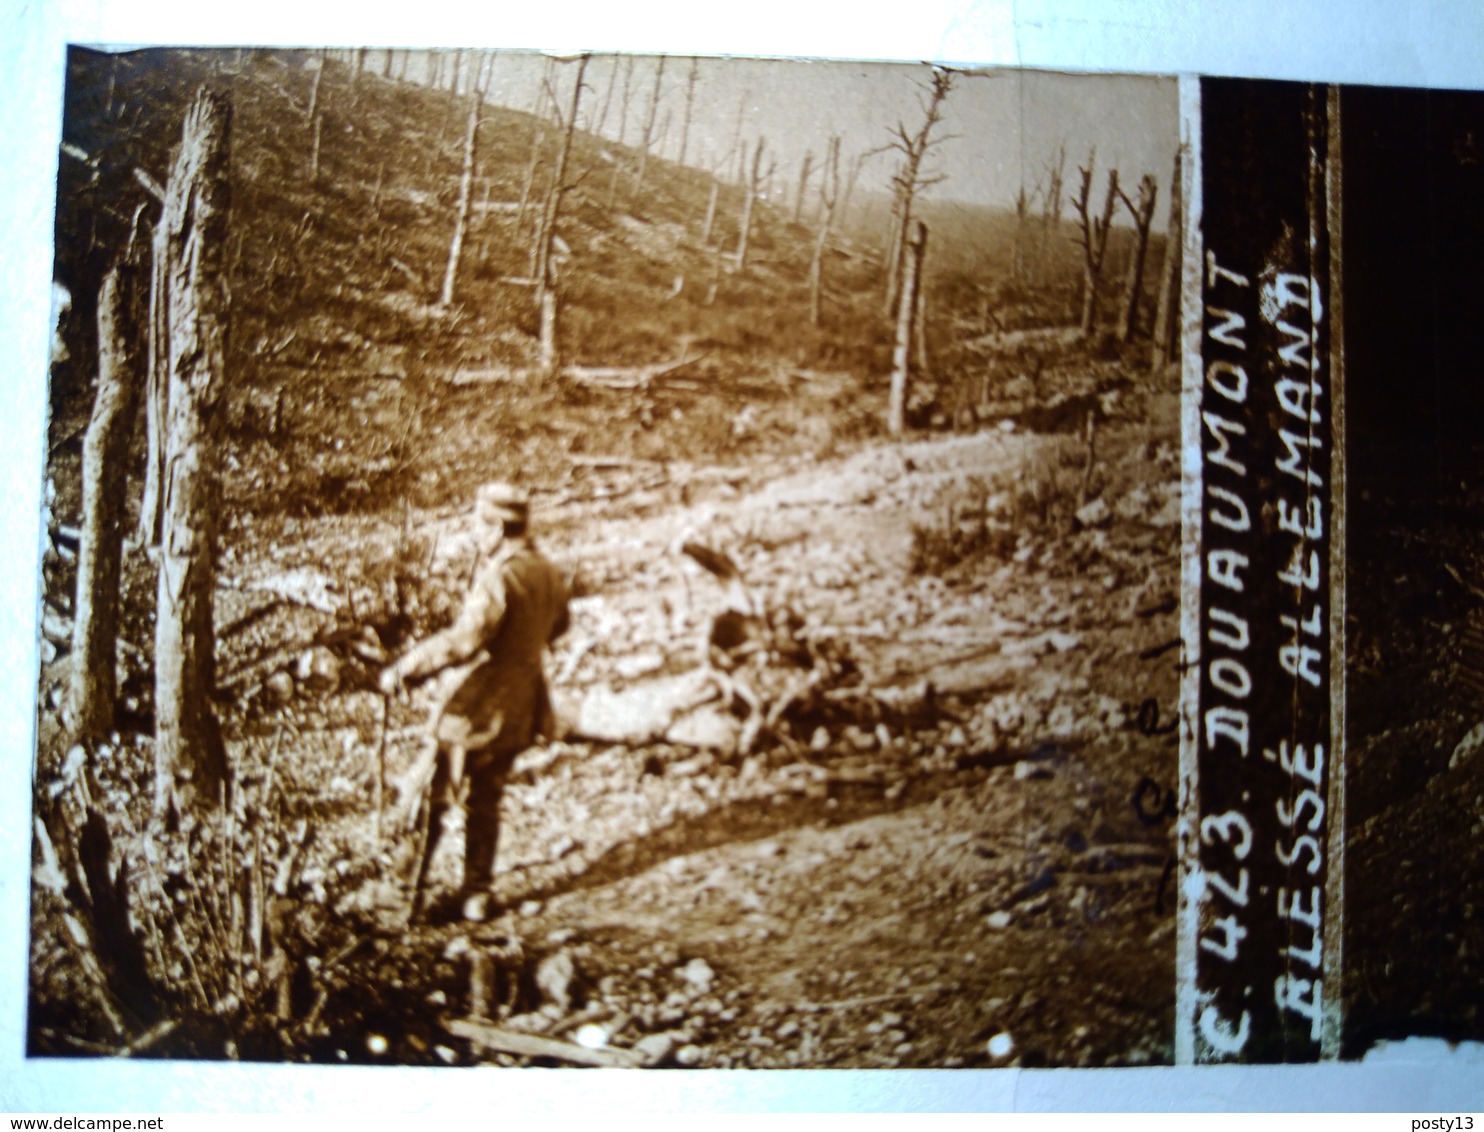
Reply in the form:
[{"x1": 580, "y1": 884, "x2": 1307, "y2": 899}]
[{"x1": 427, "y1": 50, "x2": 1179, "y2": 224}]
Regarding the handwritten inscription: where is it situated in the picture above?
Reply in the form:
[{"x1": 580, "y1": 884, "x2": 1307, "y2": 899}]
[{"x1": 1192, "y1": 249, "x2": 1331, "y2": 1057}]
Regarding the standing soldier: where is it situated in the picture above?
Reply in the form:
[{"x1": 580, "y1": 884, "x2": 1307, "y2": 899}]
[{"x1": 380, "y1": 483, "x2": 569, "y2": 922}]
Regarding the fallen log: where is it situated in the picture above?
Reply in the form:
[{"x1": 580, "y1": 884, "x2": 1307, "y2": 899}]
[
  {"x1": 569, "y1": 453, "x2": 665, "y2": 470},
  {"x1": 443, "y1": 1016, "x2": 648, "y2": 1067},
  {"x1": 565, "y1": 353, "x2": 710, "y2": 390}
]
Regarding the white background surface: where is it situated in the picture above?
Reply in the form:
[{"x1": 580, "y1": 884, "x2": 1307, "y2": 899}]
[{"x1": 2, "y1": 0, "x2": 1483, "y2": 1113}]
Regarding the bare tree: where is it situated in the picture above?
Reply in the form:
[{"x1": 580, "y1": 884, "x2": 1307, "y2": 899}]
[
  {"x1": 592, "y1": 54, "x2": 618, "y2": 135},
  {"x1": 137, "y1": 196, "x2": 169, "y2": 546},
  {"x1": 518, "y1": 124, "x2": 546, "y2": 241},
  {"x1": 889, "y1": 221, "x2": 928, "y2": 435},
  {"x1": 1012, "y1": 179, "x2": 1037, "y2": 284},
  {"x1": 1070, "y1": 151, "x2": 1119, "y2": 338},
  {"x1": 67, "y1": 226, "x2": 146, "y2": 745},
  {"x1": 473, "y1": 50, "x2": 495, "y2": 97},
  {"x1": 697, "y1": 91, "x2": 750, "y2": 245},
  {"x1": 794, "y1": 149, "x2": 815, "y2": 225},
  {"x1": 615, "y1": 55, "x2": 637, "y2": 146},
  {"x1": 439, "y1": 80, "x2": 483, "y2": 307},
  {"x1": 734, "y1": 136, "x2": 771, "y2": 272},
  {"x1": 306, "y1": 50, "x2": 326, "y2": 122},
  {"x1": 633, "y1": 56, "x2": 667, "y2": 195},
  {"x1": 726, "y1": 88, "x2": 749, "y2": 183},
  {"x1": 838, "y1": 145, "x2": 880, "y2": 231},
  {"x1": 678, "y1": 57, "x2": 700, "y2": 168},
  {"x1": 535, "y1": 57, "x2": 561, "y2": 121},
  {"x1": 1039, "y1": 141, "x2": 1067, "y2": 267},
  {"x1": 154, "y1": 89, "x2": 232, "y2": 816},
  {"x1": 1115, "y1": 172, "x2": 1159, "y2": 342},
  {"x1": 1150, "y1": 144, "x2": 1184, "y2": 368},
  {"x1": 702, "y1": 177, "x2": 721, "y2": 244},
  {"x1": 535, "y1": 54, "x2": 591, "y2": 374},
  {"x1": 809, "y1": 136, "x2": 842, "y2": 326},
  {"x1": 883, "y1": 67, "x2": 954, "y2": 318}
]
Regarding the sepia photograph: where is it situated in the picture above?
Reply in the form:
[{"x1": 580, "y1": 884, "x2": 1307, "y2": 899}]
[{"x1": 27, "y1": 46, "x2": 1185, "y2": 1068}]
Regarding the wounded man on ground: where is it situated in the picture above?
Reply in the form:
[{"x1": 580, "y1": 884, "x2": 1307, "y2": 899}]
[{"x1": 379, "y1": 482, "x2": 570, "y2": 923}]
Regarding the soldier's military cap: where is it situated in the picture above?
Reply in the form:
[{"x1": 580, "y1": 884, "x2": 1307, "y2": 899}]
[{"x1": 476, "y1": 481, "x2": 530, "y2": 523}]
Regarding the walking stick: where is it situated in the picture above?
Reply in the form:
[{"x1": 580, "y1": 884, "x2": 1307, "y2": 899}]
[
  {"x1": 405, "y1": 785, "x2": 436, "y2": 925},
  {"x1": 374, "y1": 689, "x2": 390, "y2": 843}
]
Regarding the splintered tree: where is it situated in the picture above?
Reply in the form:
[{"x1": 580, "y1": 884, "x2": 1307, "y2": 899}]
[
  {"x1": 1114, "y1": 172, "x2": 1159, "y2": 342},
  {"x1": 535, "y1": 53, "x2": 590, "y2": 375},
  {"x1": 1012, "y1": 180, "x2": 1036, "y2": 284},
  {"x1": 838, "y1": 145, "x2": 880, "y2": 232},
  {"x1": 633, "y1": 56, "x2": 666, "y2": 196},
  {"x1": 439, "y1": 72, "x2": 484, "y2": 308},
  {"x1": 809, "y1": 136, "x2": 843, "y2": 326},
  {"x1": 702, "y1": 88, "x2": 750, "y2": 244},
  {"x1": 734, "y1": 136, "x2": 771, "y2": 272},
  {"x1": 590, "y1": 54, "x2": 617, "y2": 134},
  {"x1": 606, "y1": 56, "x2": 639, "y2": 207},
  {"x1": 154, "y1": 89, "x2": 233, "y2": 816},
  {"x1": 1039, "y1": 142, "x2": 1067, "y2": 268},
  {"x1": 884, "y1": 67, "x2": 954, "y2": 319},
  {"x1": 1150, "y1": 144, "x2": 1184, "y2": 368},
  {"x1": 677, "y1": 58, "x2": 700, "y2": 168},
  {"x1": 1070, "y1": 151, "x2": 1119, "y2": 338},
  {"x1": 615, "y1": 55, "x2": 637, "y2": 146},
  {"x1": 67, "y1": 222, "x2": 147, "y2": 745},
  {"x1": 794, "y1": 149, "x2": 815, "y2": 225},
  {"x1": 889, "y1": 221, "x2": 928, "y2": 435}
]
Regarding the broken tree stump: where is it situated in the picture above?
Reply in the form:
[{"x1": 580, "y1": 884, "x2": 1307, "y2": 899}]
[
  {"x1": 153, "y1": 88, "x2": 233, "y2": 816},
  {"x1": 888, "y1": 221, "x2": 927, "y2": 436},
  {"x1": 68, "y1": 239, "x2": 146, "y2": 744}
]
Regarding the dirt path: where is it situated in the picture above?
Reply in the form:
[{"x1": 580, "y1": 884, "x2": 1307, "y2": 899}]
[
  {"x1": 283, "y1": 390, "x2": 1184, "y2": 1069},
  {"x1": 29, "y1": 362, "x2": 1181, "y2": 1067}
]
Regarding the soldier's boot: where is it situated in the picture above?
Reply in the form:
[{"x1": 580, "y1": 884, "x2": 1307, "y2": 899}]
[
  {"x1": 460, "y1": 772, "x2": 507, "y2": 922},
  {"x1": 409, "y1": 799, "x2": 449, "y2": 921}
]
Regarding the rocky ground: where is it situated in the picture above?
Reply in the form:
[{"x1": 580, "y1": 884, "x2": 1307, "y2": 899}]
[{"x1": 30, "y1": 343, "x2": 1182, "y2": 1068}]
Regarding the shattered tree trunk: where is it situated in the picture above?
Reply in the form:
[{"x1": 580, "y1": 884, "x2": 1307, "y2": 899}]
[
  {"x1": 535, "y1": 55, "x2": 589, "y2": 378},
  {"x1": 1116, "y1": 174, "x2": 1159, "y2": 342},
  {"x1": 440, "y1": 84, "x2": 482, "y2": 308},
  {"x1": 702, "y1": 179, "x2": 719, "y2": 244},
  {"x1": 734, "y1": 139, "x2": 765, "y2": 272},
  {"x1": 538, "y1": 274, "x2": 560, "y2": 375},
  {"x1": 535, "y1": 54, "x2": 588, "y2": 318},
  {"x1": 808, "y1": 136, "x2": 841, "y2": 328},
  {"x1": 794, "y1": 150, "x2": 813, "y2": 224},
  {"x1": 633, "y1": 56, "x2": 665, "y2": 197},
  {"x1": 1149, "y1": 146, "x2": 1184, "y2": 369},
  {"x1": 136, "y1": 195, "x2": 172, "y2": 546},
  {"x1": 913, "y1": 257, "x2": 930, "y2": 376},
  {"x1": 888, "y1": 221, "x2": 927, "y2": 436},
  {"x1": 67, "y1": 246, "x2": 146, "y2": 744},
  {"x1": 1073, "y1": 162, "x2": 1119, "y2": 338},
  {"x1": 809, "y1": 219, "x2": 830, "y2": 326},
  {"x1": 154, "y1": 89, "x2": 232, "y2": 816},
  {"x1": 310, "y1": 114, "x2": 322, "y2": 184},
  {"x1": 1012, "y1": 187, "x2": 1031, "y2": 284},
  {"x1": 678, "y1": 57, "x2": 699, "y2": 168},
  {"x1": 883, "y1": 187, "x2": 906, "y2": 315}
]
